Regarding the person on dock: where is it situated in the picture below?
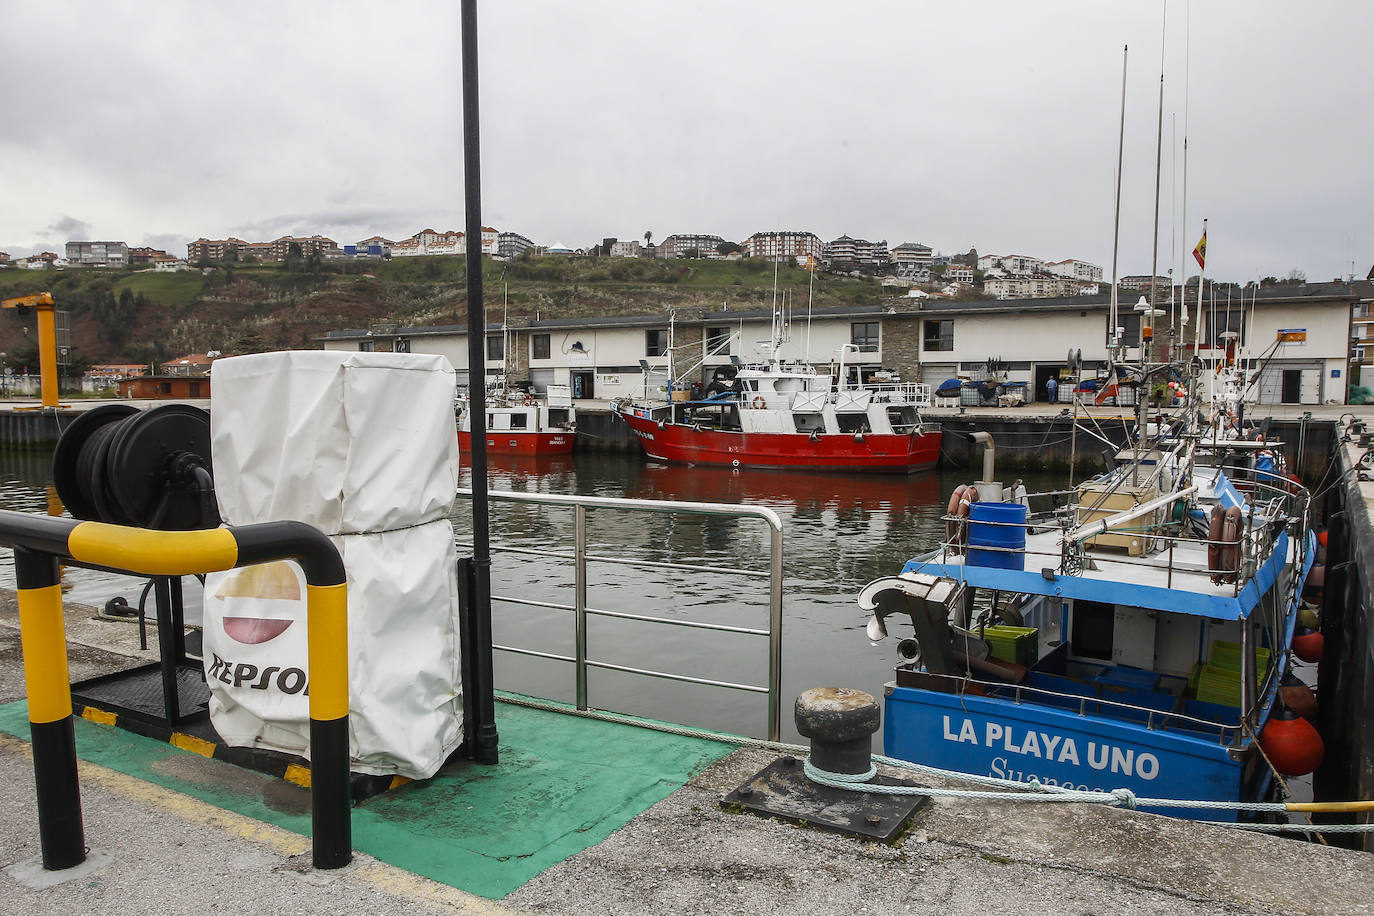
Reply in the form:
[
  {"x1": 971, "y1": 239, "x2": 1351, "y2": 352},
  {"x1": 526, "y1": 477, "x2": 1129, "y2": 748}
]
[{"x1": 1046, "y1": 375, "x2": 1058, "y2": 404}]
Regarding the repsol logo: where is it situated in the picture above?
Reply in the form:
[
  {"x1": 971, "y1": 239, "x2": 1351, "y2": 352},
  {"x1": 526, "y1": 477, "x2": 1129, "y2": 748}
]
[{"x1": 207, "y1": 653, "x2": 309, "y2": 695}]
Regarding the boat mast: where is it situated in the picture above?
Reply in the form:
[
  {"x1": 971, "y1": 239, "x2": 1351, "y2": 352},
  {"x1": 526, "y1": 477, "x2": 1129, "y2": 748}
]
[
  {"x1": 1109, "y1": 44, "x2": 1128, "y2": 340},
  {"x1": 1143, "y1": 5, "x2": 1167, "y2": 465}
]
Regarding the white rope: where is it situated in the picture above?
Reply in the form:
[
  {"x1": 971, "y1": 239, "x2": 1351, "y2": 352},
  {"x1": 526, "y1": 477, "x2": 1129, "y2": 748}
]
[
  {"x1": 803, "y1": 759, "x2": 876, "y2": 783},
  {"x1": 809, "y1": 756, "x2": 1374, "y2": 830},
  {"x1": 497, "y1": 695, "x2": 1373, "y2": 833}
]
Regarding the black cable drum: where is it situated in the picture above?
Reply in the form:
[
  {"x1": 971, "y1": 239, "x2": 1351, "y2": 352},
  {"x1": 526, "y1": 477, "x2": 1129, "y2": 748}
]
[{"x1": 52, "y1": 404, "x2": 220, "y2": 530}]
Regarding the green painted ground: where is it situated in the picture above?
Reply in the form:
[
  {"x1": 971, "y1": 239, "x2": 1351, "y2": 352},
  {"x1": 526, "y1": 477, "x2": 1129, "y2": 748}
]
[{"x1": 0, "y1": 698, "x2": 732, "y2": 899}]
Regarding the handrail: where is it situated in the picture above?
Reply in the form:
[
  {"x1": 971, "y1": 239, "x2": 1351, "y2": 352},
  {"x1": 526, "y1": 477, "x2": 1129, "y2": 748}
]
[
  {"x1": 456, "y1": 488, "x2": 786, "y2": 741},
  {"x1": 915, "y1": 668, "x2": 1243, "y2": 745},
  {"x1": 0, "y1": 509, "x2": 351, "y2": 872}
]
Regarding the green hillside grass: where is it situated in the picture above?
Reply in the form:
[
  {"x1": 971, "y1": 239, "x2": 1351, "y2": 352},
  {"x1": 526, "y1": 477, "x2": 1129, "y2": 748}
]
[{"x1": 113, "y1": 271, "x2": 206, "y2": 308}]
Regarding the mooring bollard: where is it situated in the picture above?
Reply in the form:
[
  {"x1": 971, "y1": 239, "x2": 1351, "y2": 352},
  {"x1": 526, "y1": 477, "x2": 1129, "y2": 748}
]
[{"x1": 794, "y1": 687, "x2": 880, "y2": 778}]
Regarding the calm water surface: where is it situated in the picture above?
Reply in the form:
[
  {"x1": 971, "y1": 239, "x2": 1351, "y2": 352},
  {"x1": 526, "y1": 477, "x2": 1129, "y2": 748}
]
[{"x1": 0, "y1": 447, "x2": 1058, "y2": 742}]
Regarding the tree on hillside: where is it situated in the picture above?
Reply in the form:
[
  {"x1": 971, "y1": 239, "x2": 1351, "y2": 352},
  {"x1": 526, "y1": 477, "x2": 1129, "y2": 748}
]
[
  {"x1": 716, "y1": 241, "x2": 743, "y2": 256},
  {"x1": 600, "y1": 237, "x2": 617, "y2": 256},
  {"x1": 1285, "y1": 269, "x2": 1307, "y2": 284},
  {"x1": 644, "y1": 230, "x2": 653, "y2": 247}
]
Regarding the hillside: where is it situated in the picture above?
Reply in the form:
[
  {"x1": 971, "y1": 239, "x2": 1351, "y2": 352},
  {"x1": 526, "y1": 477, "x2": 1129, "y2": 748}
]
[{"x1": 0, "y1": 256, "x2": 889, "y2": 369}]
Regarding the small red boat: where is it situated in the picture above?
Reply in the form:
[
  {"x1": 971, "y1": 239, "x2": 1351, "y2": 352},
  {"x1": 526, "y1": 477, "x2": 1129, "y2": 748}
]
[{"x1": 458, "y1": 383, "x2": 576, "y2": 456}]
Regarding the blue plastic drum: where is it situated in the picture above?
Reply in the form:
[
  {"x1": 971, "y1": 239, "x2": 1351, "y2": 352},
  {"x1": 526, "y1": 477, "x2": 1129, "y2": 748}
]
[{"x1": 967, "y1": 502, "x2": 1028, "y2": 570}]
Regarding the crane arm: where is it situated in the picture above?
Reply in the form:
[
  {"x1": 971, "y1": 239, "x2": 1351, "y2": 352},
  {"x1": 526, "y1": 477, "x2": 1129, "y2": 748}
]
[{"x1": 1, "y1": 292, "x2": 55, "y2": 309}]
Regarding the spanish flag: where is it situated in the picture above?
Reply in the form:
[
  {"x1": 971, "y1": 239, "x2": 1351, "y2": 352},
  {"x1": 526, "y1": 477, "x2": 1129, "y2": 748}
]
[{"x1": 1192, "y1": 231, "x2": 1207, "y2": 270}]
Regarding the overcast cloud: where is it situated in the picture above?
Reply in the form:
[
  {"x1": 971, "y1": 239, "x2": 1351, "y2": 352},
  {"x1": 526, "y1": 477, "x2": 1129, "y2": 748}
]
[{"x1": 1, "y1": 1, "x2": 1369, "y2": 282}]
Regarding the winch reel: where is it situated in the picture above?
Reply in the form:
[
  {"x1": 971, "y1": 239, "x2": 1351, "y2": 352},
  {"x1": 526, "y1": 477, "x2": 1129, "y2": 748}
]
[{"x1": 52, "y1": 404, "x2": 219, "y2": 530}]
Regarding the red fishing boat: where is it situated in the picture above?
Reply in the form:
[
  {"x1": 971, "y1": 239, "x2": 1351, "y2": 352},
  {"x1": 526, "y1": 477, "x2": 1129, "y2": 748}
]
[
  {"x1": 613, "y1": 321, "x2": 940, "y2": 473},
  {"x1": 458, "y1": 382, "x2": 576, "y2": 456}
]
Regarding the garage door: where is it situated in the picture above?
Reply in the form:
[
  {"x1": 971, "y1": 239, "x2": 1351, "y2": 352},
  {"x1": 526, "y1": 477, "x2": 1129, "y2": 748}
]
[
  {"x1": 1256, "y1": 362, "x2": 1322, "y2": 405},
  {"x1": 920, "y1": 363, "x2": 958, "y2": 385}
]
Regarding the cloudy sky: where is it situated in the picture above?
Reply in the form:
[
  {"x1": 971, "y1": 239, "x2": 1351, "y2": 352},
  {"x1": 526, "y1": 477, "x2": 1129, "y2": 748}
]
[{"x1": 2, "y1": 1, "x2": 1369, "y2": 282}]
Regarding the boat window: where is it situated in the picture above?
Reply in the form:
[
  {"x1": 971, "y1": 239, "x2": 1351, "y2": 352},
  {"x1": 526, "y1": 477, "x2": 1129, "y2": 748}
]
[
  {"x1": 835, "y1": 414, "x2": 871, "y2": 434},
  {"x1": 510, "y1": 413, "x2": 528, "y2": 429},
  {"x1": 792, "y1": 413, "x2": 824, "y2": 433},
  {"x1": 1070, "y1": 599, "x2": 1114, "y2": 660},
  {"x1": 887, "y1": 406, "x2": 918, "y2": 431}
]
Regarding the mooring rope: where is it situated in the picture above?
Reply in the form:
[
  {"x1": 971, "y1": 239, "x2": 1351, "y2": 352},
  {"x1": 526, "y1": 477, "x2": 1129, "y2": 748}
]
[
  {"x1": 804, "y1": 754, "x2": 1374, "y2": 833},
  {"x1": 497, "y1": 694, "x2": 1373, "y2": 833}
]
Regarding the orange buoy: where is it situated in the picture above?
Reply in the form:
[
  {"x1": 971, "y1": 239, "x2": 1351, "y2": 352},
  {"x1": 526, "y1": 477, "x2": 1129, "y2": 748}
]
[
  {"x1": 1259, "y1": 701, "x2": 1325, "y2": 776},
  {"x1": 1280, "y1": 670, "x2": 1319, "y2": 721},
  {"x1": 1316, "y1": 529, "x2": 1328, "y2": 548},
  {"x1": 1292, "y1": 626, "x2": 1324, "y2": 663}
]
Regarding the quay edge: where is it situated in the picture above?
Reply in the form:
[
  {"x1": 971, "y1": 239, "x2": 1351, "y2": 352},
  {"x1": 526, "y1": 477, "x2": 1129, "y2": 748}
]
[{"x1": 0, "y1": 594, "x2": 1372, "y2": 914}]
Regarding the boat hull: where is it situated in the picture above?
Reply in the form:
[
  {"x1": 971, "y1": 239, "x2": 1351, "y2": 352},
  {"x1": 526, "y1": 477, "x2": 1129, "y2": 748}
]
[
  {"x1": 884, "y1": 684, "x2": 1267, "y2": 821},
  {"x1": 619, "y1": 412, "x2": 940, "y2": 473},
  {"x1": 459, "y1": 430, "x2": 576, "y2": 456}
]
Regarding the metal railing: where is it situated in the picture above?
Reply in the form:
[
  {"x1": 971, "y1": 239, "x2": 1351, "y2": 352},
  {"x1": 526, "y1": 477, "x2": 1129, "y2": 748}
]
[
  {"x1": 0, "y1": 511, "x2": 352, "y2": 872},
  {"x1": 455, "y1": 489, "x2": 786, "y2": 741},
  {"x1": 913, "y1": 669, "x2": 1242, "y2": 746}
]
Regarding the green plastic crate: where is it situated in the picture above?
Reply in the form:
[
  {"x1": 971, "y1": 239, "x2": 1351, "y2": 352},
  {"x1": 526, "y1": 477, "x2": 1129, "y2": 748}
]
[
  {"x1": 1208, "y1": 640, "x2": 1271, "y2": 674},
  {"x1": 982, "y1": 625, "x2": 1039, "y2": 667}
]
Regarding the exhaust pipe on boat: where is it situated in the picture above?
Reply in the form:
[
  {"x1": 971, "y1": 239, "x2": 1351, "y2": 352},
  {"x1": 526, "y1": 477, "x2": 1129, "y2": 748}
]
[{"x1": 970, "y1": 431, "x2": 1002, "y2": 502}]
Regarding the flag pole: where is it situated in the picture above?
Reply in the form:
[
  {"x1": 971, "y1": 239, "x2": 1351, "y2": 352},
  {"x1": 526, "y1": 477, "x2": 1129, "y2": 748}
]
[{"x1": 1193, "y1": 218, "x2": 1207, "y2": 353}]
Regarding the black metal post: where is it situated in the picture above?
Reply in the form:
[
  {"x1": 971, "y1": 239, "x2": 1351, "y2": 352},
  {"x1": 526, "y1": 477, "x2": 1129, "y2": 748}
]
[
  {"x1": 461, "y1": 0, "x2": 498, "y2": 764},
  {"x1": 153, "y1": 576, "x2": 182, "y2": 726},
  {"x1": 14, "y1": 545, "x2": 85, "y2": 870}
]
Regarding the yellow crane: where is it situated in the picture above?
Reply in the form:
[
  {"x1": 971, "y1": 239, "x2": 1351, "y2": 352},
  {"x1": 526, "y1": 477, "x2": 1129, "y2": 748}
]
[{"x1": 0, "y1": 291, "x2": 61, "y2": 408}]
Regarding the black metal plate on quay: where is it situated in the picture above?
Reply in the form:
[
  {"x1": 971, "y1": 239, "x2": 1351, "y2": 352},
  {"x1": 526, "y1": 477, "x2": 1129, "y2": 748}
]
[
  {"x1": 106, "y1": 404, "x2": 213, "y2": 530},
  {"x1": 720, "y1": 755, "x2": 930, "y2": 843},
  {"x1": 71, "y1": 663, "x2": 211, "y2": 729},
  {"x1": 51, "y1": 403, "x2": 138, "y2": 521}
]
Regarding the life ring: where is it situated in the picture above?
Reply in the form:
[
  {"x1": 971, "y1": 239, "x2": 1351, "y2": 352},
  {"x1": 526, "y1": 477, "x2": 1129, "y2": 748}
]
[
  {"x1": 945, "y1": 485, "x2": 978, "y2": 549},
  {"x1": 1209, "y1": 505, "x2": 1243, "y2": 584},
  {"x1": 751, "y1": 395, "x2": 767, "y2": 409},
  {"x1": 1207, "y1": 506, "x2": 1224, "y2": 578}
]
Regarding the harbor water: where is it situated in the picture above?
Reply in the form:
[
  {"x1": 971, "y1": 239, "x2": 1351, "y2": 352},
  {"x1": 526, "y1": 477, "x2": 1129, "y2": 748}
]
[{"x1": 0, "y1": 447, "x2": 1054, "y2": 742}]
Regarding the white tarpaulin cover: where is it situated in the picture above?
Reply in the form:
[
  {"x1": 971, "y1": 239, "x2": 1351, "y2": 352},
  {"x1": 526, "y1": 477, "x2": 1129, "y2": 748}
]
[{"x1": 204, "y1": 351, "x2": 463, "y2": 779}]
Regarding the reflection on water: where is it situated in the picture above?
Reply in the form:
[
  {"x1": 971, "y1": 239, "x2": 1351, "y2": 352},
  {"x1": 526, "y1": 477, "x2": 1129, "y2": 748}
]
[{"x1": 1, "y1": 446, "x2": 1055, "y2": 741}]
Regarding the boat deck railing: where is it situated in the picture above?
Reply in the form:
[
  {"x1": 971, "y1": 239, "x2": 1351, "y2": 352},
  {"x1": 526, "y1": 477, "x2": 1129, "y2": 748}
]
[
  {"x1": 454, "y1": 489, "x2": 786, "y2": 741},
  {"x1": 917, "y1": 669, "x2": 1244, "y2": 746},
  {"x1": 937, "y1": 470, "x2": 1309, "y2": 596}
]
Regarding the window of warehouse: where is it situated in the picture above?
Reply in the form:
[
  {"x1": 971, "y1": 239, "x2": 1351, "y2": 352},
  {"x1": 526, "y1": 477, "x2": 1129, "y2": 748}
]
[
  {"x1": 487, "y1": 335, "x2": 504, "y2": 361},
  {"x1": 851, "y1": 322, "x2": 879, "y2": 352},
  {"x1": 532, "y1": 334, "x2": 551, "y2": 359},
  {"x1": 646, "y1": 329, "x2": 668, "y2": 356},
  {"x1": 923, "y1": 319, "x2": 954, "y2": 352}
]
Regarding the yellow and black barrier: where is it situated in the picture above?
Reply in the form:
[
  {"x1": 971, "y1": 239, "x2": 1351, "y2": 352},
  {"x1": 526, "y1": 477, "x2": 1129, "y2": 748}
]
[{"x1": 0, "y1": 509, "x2": 352, "y2": 871}]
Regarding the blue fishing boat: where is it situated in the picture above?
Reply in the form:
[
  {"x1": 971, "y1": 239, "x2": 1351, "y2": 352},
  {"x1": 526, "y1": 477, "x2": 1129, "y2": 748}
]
[{"x1": 859, "y1": 427, "x2": 1319, "y2": 822}]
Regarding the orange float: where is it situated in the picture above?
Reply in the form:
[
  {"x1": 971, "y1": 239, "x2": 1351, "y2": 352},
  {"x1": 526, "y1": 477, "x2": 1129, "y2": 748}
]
[
  {"x1": 1259, "y1": 701, "x2": 1325, "y2": 776},
  {"x1": 1292, "y1": 626, "x2": 1324, "y2": 663}
]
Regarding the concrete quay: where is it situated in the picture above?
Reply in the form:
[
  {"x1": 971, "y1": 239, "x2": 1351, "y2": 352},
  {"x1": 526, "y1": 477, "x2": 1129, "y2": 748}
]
[{"x1": 0, "y1": 594, "x2": 1371, "y2": 915}]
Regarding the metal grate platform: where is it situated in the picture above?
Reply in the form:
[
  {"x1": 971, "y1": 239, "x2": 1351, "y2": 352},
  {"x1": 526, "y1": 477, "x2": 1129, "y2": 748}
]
[{"x1": 72, "y1": 663, "x2": 210, "y2": 726}]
